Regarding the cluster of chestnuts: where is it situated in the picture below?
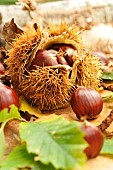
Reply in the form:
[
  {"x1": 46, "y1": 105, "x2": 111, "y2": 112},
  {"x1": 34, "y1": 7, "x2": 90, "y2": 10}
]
[
  {"x1": 29, "y1": 44, "x2": 109, "y2": 70},
  {"x1": 29, "y1": 44, "x2": 75, "y2": 70}
]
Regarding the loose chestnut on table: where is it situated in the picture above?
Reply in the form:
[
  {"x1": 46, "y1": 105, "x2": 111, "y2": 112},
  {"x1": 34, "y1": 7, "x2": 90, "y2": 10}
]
[
  {"x1": 70, "y1": 86, "x2": 103, "y2": 120},
  {"x1": 81, "y1": 121, "x2": 104, "y2": 159}
]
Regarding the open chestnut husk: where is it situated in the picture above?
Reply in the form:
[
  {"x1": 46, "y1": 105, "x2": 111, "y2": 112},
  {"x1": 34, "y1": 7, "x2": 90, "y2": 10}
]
[
  {"x1": 70, "y1": 86, "x2": 103, "y2": 120},
  {"x1": 5, "y1": 23, "x2": 102, "y2": 110},
  {"x1": 81, "y1": 121, "x2": 104, "y2": 159}
]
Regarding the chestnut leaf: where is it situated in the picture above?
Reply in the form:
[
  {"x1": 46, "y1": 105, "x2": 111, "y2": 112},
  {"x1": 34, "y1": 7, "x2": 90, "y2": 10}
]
[
  {"x1": 19, "y1": 96, "x2": 49, "y2": 118},
  {"x1": 101, "y1": 138, "x2": 113, "y2": 155},
  {"x1": 0, "y1": 105, "x2": 21, "y2": 163},
  {"x1": 101, "y1": 71, "x2": 113, "y2": 80},
  {"x1": 0, "y1": 0, "x2": 16, "y2": 5},
  {"x1": 20, "y1": 116, "x2": 87, "y2": 170},
  {"x1": 0, "y1": 104, "x2": 21, "y2": 123},
  {"x1": 102, "y1": 92, "x2": 113, "y2": 102},
  {"x1": 0, "y1": 144, "x2": 55, "y2": 170},
  {"x1": 0, "y1": 122, "x2": 6, "y2": 163}
]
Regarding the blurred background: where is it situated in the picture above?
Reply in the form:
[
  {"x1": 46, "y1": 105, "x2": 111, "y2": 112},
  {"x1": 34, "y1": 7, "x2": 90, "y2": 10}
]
[{"x1": 0, "y1": 0, "x2": 113, "y2": 57}]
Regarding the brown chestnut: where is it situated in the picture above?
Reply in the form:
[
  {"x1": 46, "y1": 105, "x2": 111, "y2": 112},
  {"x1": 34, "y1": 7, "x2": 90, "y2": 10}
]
[
  {"x1": 64, "y1": 47, "x2": 75, "y2": 66},
  {"x1": 48, "y1": 49, "x2": 58, "y2": 56},
  {"x1": 29, "y1": 50, "x2": 58, "y2": 70},
  {"x1": 56, "y1": 54, "x2": 69, "y2": 65},
  {"x1": 48, "y1": 49, "x2": 69, "y2": 65},
  {"x1": 52, "y1": 44, "x2": 75, "y2": 66},
  {"x1": 0, "y1": 83, "x2": 19, "y2": 111},
  {"x1": 70, "y1": 86, "x2": 103, "y2": 120},
  {"x1": 81, "y1": 121, "x2": 104, "y2": 159}
]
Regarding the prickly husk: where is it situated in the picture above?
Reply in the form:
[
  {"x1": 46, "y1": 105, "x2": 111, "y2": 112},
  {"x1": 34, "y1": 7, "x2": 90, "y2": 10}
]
[
  {"x1": 5, "y1": 23, "x2": 102, "y2": 110},
  {"x1": 74, "y1": 52, "x2": 102, "y2": 88}
]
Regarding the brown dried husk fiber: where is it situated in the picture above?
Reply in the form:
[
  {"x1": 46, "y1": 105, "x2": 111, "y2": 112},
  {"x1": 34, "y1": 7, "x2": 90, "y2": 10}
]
[{"x1": 5, "y1": 22, "x2": 102, "y2": 110}]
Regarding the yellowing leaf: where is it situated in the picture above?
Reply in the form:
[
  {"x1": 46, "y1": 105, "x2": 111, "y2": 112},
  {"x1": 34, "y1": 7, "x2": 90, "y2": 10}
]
[{"x1": 19, "y1": 96, "x2": 49, "y2": 118}]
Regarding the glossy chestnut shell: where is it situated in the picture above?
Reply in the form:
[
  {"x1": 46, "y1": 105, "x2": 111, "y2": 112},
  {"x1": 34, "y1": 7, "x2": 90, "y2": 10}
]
[
  {"x1": 29, "y1": 50, "x2": 58, "y2": 70},
  {"x1": 0, "y1": 83, "x2": 19, "y2": 111},
  {"x1": 81, "y1": 121, "x2": 104, "y2": 159},
  {"x1": 52, "y1": 44, "x2": 75, "y2": 66},
  {"x1": 71, "y1": 86, "x2": 103, "y2": 120}
]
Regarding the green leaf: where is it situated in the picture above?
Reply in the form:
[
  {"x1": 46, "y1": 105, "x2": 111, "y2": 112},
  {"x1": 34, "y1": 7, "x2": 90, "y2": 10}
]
[
  {"x1": 0, "y1": 0, "x2": 16, "y2": 5},
  {"x1": 101, "y1": 71, "x2": 113, "y2": 80},
  {"x1": 0, "y1": 122, "x2": 7, "y2": 163},
  {"x1": 0, "y1": 105, "x2": 21, "y2": 163},
  {"x1": 101, "y1": 138, "x2": 113, "y2": 155},
  {"x1": 0, "y1": 105, "x2": 21, "y2": 123},
  {"x1": 0, "y1": 145, "x2": 34, "y2": 170},
  {"x1": 20, "y1": 116, "x2": 87, "y2": 170},
  {"x1": 102, "y1": 92, "x2": 113, "y2": 102},
  {"x1": 32, "y1": 163, "x2": 55, "y2": 170},
  {"x1": 0, "y1": 145, "x2": 56, "y2": 170}
]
